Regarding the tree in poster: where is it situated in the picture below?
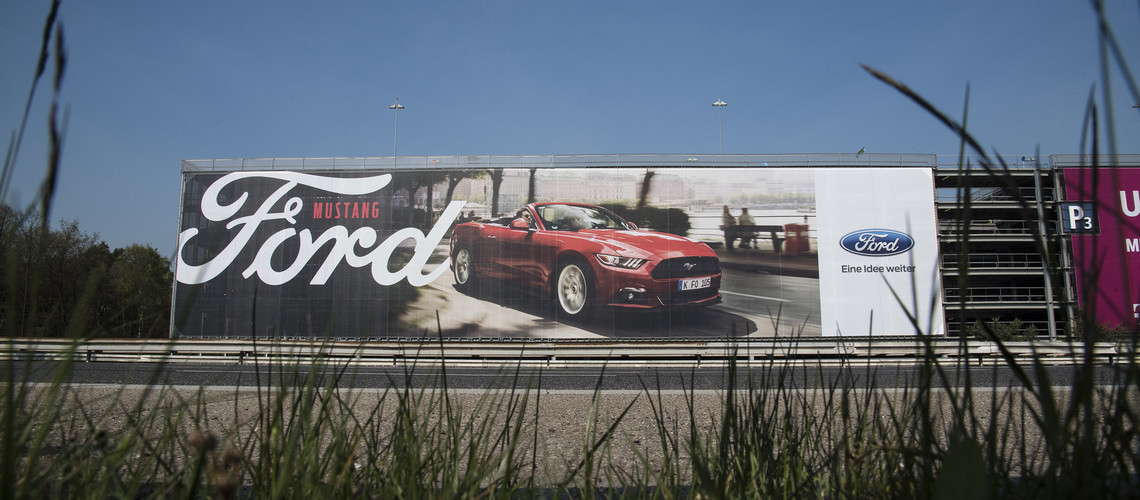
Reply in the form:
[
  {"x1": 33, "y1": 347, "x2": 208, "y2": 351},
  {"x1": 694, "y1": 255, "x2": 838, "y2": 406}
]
[
  {"x1": 487, "y1": 168, "x2": 504, "y2": 217},
  {"x1": 444, "y1": 169, "x2": 486, "y2": 209}
]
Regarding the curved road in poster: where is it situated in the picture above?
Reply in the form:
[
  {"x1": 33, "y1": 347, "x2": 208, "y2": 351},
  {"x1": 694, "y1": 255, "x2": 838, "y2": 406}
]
[{"x1": 409, "y1": 266, "x2": 822, "y2": 339}]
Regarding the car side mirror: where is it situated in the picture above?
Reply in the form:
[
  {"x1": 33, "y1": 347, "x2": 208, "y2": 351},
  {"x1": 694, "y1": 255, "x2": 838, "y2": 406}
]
[
  {"x1": 509, "y1": 218, "x2": 531, "y2": 230},
  {"x1": 628, "y1": 222, "x2": 638, "y2": 230}
]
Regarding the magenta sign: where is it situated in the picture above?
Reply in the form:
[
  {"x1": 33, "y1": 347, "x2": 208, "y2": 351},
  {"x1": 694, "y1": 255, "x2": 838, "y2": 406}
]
[{"x1": 1063, "y1": 167, "x2": 1140, "y2": 328}]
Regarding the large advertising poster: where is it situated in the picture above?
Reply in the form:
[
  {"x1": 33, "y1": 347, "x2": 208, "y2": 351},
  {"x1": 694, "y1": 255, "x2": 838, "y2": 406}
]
[
  {"x1": 1063, "y1": 167, "x2": 1140, "y2": 328},
  {"x1": 172, "y1": 165, "x2": 942, "y2": 339}
]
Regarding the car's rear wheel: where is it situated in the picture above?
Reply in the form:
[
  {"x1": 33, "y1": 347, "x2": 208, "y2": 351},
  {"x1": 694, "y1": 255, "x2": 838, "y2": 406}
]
[
  {"x1": 453, "y1": 246, "x2": 476, "y2": 291},
  {"x1": 555, "y1": 260, "x2": 592, "y2": 317}
]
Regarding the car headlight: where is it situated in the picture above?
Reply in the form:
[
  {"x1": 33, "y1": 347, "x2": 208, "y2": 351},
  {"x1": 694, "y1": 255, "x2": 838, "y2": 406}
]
[{"x1": 595, "y1": 254, "x2": 647, "y2": 269}]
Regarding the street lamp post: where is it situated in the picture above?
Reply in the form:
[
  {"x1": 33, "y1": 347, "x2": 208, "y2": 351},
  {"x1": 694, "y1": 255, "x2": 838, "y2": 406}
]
[
  {"x1": 712, "y1": 99, "x2": 727, "y2": 153},
  {"x1": 389, "y1": 98, "x2": 404, "y2": 169}
]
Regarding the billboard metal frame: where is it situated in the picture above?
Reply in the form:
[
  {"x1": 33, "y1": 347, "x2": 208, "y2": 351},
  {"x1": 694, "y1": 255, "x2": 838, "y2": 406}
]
[
  {"x1": 172, "y1": 153, "x2": 944, "y2": 342},
  {"x1": 182, "y1": 153, "x2": 937, "y2": 173}
]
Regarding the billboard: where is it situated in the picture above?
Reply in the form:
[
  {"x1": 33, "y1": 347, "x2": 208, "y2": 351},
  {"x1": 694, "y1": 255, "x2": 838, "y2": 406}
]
[
  {"x1": 173, "y1": 162, "x2": 943, "y2": 339},
  {"x1": 1063, "y1": 167, "x2": 1140, "y2": 328}
]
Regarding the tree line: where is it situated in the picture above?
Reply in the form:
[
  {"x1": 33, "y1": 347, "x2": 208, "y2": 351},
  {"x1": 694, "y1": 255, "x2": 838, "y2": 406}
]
[{"x1": 0, "y1": 205, "x2": 172, "y2": 338}]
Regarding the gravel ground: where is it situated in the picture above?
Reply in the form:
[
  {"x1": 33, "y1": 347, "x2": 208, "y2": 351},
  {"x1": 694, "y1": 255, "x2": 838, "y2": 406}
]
[{"x1": 28, "y1": 381, "x2": 1096, "y2": 484}]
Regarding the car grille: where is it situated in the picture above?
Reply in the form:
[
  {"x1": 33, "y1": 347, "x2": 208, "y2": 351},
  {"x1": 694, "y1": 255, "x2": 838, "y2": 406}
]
[{"x1": 650, "y1": 257, "x2": 720, "y2": 280}]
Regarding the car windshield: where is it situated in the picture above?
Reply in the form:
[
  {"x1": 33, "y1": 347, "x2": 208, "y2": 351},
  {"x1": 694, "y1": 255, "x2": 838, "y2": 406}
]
[{"x1": 535, "y1": 204, "x2": 631, "y2": 231}]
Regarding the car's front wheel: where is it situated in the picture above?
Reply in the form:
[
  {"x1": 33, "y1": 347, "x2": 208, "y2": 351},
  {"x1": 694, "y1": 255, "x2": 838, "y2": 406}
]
[
  {"x1": 453, "y1": 246, "x2": 476, "y2": 291},
  {"x1": 554, "y1": 260, "x2": 592, "y2": 317}
]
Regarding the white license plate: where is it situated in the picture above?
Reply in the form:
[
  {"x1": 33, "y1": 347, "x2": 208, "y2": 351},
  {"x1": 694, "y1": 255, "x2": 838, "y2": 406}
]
[{"x1": 678, "y1": 277, "x2": 711, "y2": 291}]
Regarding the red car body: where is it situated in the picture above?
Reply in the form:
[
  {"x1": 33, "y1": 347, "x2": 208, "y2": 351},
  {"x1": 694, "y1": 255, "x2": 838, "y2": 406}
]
[{"x1": 450, "y1": 202, "x2": 721, "y2": 317}]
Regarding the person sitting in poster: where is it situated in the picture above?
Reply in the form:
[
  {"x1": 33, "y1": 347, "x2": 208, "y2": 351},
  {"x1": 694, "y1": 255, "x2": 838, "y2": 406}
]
[
  {"x1": 721, "y1": 205, "x2": 737, "y2": 251},
  {"x1": 738, "y1": 207, "x2": 756, "y2": 249}
]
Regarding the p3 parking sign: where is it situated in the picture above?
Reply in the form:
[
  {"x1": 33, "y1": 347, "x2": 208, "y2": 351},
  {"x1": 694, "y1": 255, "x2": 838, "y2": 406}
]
[{"x1": 1061, "y1": 202, "x2": 1099, "y2": 234}]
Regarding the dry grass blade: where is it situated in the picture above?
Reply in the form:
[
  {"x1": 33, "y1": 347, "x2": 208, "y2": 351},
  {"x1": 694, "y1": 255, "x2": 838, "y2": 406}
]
[
  {"x1": 1, "y1": 0, "x2": 61, "y2": 206},
  {"x1": 861, "y1": 64, "x2": 990, "y2": 161}
]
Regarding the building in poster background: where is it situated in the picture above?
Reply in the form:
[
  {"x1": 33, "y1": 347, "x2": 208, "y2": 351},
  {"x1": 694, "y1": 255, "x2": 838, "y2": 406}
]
[
  {"x1": 1062, "y1": 166, "x2": 1140, "y2": 328},
  {"x1": 172, "y1": 154, "x2": 944, "y2": 339}
]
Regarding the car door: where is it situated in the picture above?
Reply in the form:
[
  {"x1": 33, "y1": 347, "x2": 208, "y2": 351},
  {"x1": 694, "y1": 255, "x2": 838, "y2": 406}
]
[
  {"x1": 475, "y1": 222, "x2": 513, "y2": 281},
  {"x1": 496, "y1": 209, "x2": 558, "y2": 290}
]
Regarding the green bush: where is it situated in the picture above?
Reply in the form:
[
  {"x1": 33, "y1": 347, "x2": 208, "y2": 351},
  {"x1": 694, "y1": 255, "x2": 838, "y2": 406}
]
[
  {"x1": 966, "y1": 317, "x2": 1039, "y2": 341},
  {"x1": 1072, "y1": 318, "x2": 1137, "y2": 343}
]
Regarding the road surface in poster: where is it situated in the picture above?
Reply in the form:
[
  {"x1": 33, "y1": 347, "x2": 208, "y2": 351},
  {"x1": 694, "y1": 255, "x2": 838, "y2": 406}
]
[{"x1": 399, "y1": 241, "x2": 820, "y2": 339}]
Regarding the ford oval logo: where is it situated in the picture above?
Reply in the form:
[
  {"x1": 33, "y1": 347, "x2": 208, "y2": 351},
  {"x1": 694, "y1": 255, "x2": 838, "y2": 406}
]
[{"x1": 839, "y1": 229, "x2": 914, "y2": 257}]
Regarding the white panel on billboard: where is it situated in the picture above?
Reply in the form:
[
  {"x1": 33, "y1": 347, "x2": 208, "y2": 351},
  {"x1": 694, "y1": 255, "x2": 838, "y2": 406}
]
[{"x1": 815, "y1": 168, "x2": 944, "y2": 336}]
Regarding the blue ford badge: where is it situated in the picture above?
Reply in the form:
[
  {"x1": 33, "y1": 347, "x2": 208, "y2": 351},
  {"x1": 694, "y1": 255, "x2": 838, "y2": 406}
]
[{"x1": 840, "y1": 229, "x2": 914, "y2": 257}]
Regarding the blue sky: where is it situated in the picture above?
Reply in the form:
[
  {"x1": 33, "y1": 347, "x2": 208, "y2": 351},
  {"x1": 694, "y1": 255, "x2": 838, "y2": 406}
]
[{"x1": 2, "y1": 1, "x2": 1139, "y2": 256}]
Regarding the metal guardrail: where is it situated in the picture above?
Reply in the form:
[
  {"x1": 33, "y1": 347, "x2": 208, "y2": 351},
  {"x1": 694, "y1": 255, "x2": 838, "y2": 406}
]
[
  {"x1": 1, "y1": 338, "x2": 1130, "y2": 368},
  {"x1": 182, "y1": 153, "x2": 938, "y2": 173},
  {"x1": 944, "y1": 286, "x2": 1049, "y2": 303},
  {"x1": 937, "y1": 220, "x2": 1036, "y2": 236},
  {"x1": 942, "y1": 252, "x2": 1043, "y2": 269}
]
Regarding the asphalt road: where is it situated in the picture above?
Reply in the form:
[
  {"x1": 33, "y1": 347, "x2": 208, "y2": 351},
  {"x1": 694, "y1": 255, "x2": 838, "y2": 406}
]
[
  {"x1": 10, "y1": 360, "x2": 1125, "y2": 392},
  {"x1": 413, "y1": 266, "x2": 822, "y2": 340},
  {"x1": 717, "y1": 267, "x2": 821, "y2": 336}
]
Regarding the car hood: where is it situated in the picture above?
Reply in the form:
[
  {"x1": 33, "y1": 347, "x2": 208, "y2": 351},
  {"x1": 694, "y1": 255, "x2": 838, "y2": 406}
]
[{"x1": 571, "y1": 229, "x2": 716, "y2": 260}]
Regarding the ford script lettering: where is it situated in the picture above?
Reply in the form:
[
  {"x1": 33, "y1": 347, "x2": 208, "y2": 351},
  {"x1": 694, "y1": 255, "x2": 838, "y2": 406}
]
[
  {"x1": 839, "y1": 229, "x2": 915, "y2": 257},
  {"x1": 176, "y1": 171, "x2": 465, "y2": 287}
]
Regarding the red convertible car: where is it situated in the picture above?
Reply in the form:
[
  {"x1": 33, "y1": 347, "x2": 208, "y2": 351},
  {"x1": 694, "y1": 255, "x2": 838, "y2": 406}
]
[{"x1": 450, "y1": 202, "x2": 721, "y2": 317}]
